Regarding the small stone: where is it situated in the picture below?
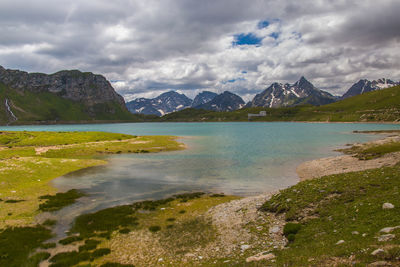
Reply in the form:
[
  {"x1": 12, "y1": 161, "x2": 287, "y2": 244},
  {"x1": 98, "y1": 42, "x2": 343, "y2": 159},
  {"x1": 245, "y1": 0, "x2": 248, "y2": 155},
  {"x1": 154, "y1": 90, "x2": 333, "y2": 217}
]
[
  {"x1": 246, "y1": 253, "x2": 275, "y2": 262},
  {"x1": 223, "y1": 260, "x2": 230, "y2": 263},
  {"x1": 371, "y1": 248, "x2": 385, "y2": 256},
  {"x1": 382, "y1": 203, "x2": 395, "y2": 209},
  {"x1": 286, "y1": 198, "x2": 291, "y2": 202},
  {"x1": 240, "y1": 244, "x2": 250, "y2": 251},
  {"x1": 379, "y1": 226, "x2": 400, "y2": 233},
  {"x1": 269, "y1": 226, "x2": 280, "y2": 234},
  {"x1": 377, "y1": 234, "x2": 395, "y2": 242},
  {"x1": 160, "y1": 208, "x2": 165, "y2": 210},
  {"x1": 362, "y1": 233, "x2": 367, "y2": 237},
  {"x1": 158, "y1": 258, "x2": 163, "y2": 262},
  {"x1": 336, "y1": 240, "x2": 345, "y2": 245},
  {"x1": 369, "y1": 261, "x2": 391, "y2": 266},
  {"x1": 198, "y1": 256, "x2": 203, "y2": 260},
  {"x1": 352, "y1": 231, "x2": 359, "y2": 235}
]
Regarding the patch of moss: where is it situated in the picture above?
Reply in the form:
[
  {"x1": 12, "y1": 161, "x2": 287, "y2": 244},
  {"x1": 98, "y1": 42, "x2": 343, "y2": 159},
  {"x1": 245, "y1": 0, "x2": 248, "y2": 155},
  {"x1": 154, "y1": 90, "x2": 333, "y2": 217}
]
[
  {"x1": 79, "y1": 239, "x2": 101, "y2": 252},
  {"x1": 27, "y1": 251, "x2": 51, "y2": 266},
  {"x1": 4, "y1": 199, "x2": 25, "y2": 203},
  {"x1": 39, "y1": 189, "x2": 86, "y2": 212},
  {"x1": 0, "y1": 226, "x2": 53, "y2": 266},
  {"x1": 59, "y1": 235, "x2": 83, "y2": 245}
]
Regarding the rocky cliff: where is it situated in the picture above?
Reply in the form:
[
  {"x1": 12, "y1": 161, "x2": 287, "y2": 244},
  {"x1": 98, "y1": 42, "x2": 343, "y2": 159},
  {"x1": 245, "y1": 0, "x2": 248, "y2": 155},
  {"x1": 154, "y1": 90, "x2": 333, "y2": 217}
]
[{"x1": 0, "y1": 66, "x2": 134, "y2": 123}]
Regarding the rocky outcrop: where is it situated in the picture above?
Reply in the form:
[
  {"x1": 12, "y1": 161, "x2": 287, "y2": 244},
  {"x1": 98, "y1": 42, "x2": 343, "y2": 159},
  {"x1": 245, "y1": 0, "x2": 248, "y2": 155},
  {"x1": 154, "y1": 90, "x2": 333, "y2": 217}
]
[
  {"x1": 342, "y1": 78, "x2": 399, "y2": 99},
  {"x1": 191, "y1": 91, "x2": 218, "y2": 107},
  {"x1": 0, "y1": 65, "x2": 126, "y2": 109},
  {"x1": 247, "y1": 77, "x2": 337, "y2": 108},
  {"x1": 195, "y1": 91, "x2": 245, "y2": 111}
]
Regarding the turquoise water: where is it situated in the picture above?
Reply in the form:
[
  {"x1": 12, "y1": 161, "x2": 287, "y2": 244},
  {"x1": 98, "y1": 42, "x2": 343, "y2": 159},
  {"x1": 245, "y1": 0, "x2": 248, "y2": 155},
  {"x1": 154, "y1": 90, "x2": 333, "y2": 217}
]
[{"x1": 1, "y1": 122, "x2": 400, "y2": 233}]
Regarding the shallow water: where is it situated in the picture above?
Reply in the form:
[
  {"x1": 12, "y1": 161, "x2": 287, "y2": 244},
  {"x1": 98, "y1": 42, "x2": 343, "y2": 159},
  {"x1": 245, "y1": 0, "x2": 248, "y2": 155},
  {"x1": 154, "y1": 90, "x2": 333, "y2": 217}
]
[{"x1": 2, "y1": 122, "x2": 399, "y2": 235}]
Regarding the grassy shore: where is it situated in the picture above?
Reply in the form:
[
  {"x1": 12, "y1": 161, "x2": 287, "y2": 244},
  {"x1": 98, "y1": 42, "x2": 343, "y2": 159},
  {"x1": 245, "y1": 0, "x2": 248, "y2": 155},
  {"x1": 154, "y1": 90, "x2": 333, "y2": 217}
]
[
  {"x1": 0, "y1": 131, "x2": 183, "y2": 228},
  {"x1": 2, "y1": 130, "x2": 400, "y2": 266}
]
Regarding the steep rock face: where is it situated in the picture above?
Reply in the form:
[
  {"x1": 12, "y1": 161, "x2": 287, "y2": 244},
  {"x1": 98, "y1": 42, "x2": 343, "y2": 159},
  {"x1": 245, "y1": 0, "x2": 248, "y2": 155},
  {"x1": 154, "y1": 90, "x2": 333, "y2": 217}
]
[
  {"x1": 126, "y1": 91, "x2": 192, "y2": 116},
  {"x1": 0, "y1": 66, "x2": 126, "y2": 108},
  {"x1": 342, "y1": 78, "x2": 399, "y2": 99},
  {"x1": 195, "y1": 91, "x2": 245, "y2": 111},
  {"x1": 248, "y1": 77, "x2": 336, "y2": 108},
  {"x1": 191, "y1": 91, "x2": 218, "y2": 107}
]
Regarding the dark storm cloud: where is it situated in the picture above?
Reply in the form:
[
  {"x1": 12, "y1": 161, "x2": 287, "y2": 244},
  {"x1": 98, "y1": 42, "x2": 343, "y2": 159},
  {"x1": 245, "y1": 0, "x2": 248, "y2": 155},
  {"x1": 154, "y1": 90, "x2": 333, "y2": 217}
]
[{"x1": 0, "y1": 0, "x2": 399, "y2": 99}]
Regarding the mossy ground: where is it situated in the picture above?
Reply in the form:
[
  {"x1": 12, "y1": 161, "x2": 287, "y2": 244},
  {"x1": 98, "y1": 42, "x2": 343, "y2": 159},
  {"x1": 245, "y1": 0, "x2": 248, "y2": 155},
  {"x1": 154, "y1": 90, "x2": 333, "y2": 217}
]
[
  {"x1": 261, "y1": 163, "x2": 400, "y2": 265},
  {"x1": 42, "y1": 194, "x2": 238, "y2": 266},
  {"x1": 0, "y1": 131, "x2": 182, "y2": 227}
]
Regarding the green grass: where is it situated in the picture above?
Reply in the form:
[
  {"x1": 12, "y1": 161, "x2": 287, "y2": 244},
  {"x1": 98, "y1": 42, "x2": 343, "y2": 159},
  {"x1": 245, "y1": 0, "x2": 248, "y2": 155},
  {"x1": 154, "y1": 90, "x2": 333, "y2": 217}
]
[
  {"x1": 260, "y1": 163, "x2": 400, "y2": 266},
  {"x1": 158, "y1": 85, "x2": 400, "y2": 122},
  {"x1": 340, "y1": 141, "x2": 400, "y2": 160},
  {"x1": 0, "y1": 131, "x2": 134, "y2": 147},
  {"x1": 0, "y1": 131, "x2": 182, "y2": 227},
  {"x1": 0, "y1": 225, "x2": 53, "y2": 267},
  {"x1": 39, "y1": 189, "x2": 86, "y2": 212}
]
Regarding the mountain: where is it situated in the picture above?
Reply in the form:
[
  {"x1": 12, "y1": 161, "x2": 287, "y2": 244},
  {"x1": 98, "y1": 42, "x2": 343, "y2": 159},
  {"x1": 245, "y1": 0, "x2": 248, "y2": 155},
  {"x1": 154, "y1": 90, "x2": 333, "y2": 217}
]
[
  {"x1": 159, "y1": 85, "x2": 400, "y2": 122},
  {"x1": 342, "y1": 78, "x2": 399, "y2": 99},
  {"x1": 247, "y1": 76, "x2": 337, "y2": 108},
  {"x1": 191, "y1": 91, "x2": 218, "y2": 107},
  {"x1": 0, "y1": 66, "x2": 134, "y2": 124},
  {"x1": 126, "y1": 91, "x2": 192, "y2": 116},
  {"x1": 195, "y1": 91, "x2": 245, "y2": 111}
]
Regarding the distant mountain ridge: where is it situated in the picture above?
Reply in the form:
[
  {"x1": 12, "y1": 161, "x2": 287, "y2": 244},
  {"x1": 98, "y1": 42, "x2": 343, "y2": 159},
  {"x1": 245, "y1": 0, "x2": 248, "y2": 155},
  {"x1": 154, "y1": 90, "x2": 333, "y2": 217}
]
[
  {"x1": 195, "y1": 91, "x2": 245, "y2": 111},
  {"x1": 126, "y1": 90, "x2": 245, "y2": 116},
  {"x1": 342, "y1": 78, "x2": 399, "y2": 99},
  {"x1": 247, "y1": 76, "x2": 337, "y2": 108},
  {"x1": 192, "y1": 91, "x2": 218, "y2": 107},
  {"x1": 126, "y1": 91, "x2": 192, "y2": 116}
]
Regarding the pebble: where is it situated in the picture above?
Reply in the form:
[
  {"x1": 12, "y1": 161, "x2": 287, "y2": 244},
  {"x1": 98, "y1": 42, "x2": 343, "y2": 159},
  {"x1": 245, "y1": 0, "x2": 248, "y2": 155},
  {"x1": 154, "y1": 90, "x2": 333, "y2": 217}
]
[
  {"x1": 377, "y1": 234, "x2": 395, "y2": 242},
  {"x1": 158, "y1": 258, "x2": 163, "y2": 262},
  {"x1": 336, "y1": 240, "x2": 345, "y2": 245},
  {"x1": 369, "y1": 261, "x2": 391, "y2": 266},
  {"x1": 269, "y1": 226, "x2": 280, "y2": 234},
  {"x1": 198, "y1": 256, "x2": 203, "y2": 260},
  {"x1": 246, "y1": 252, "x2": 275, "y2": 262},
  {"x1": 240, "y1": 244, "x2": 251, "y2": 251},
  {"x1": 382, "y1": 203, "x2": 395, "y2": 209},
  {"x1": 352, "y1": 231, "x2": 359, "y2": 235},
  {"x1": 371, "y1": 248, "x2": 385, "y2": 256},
  {"x1": 362, "y1": 233, "x2": 367, "y2": 237},
  {"x1": 379, "y1": 226, "x2": 400, "y2": 233}
]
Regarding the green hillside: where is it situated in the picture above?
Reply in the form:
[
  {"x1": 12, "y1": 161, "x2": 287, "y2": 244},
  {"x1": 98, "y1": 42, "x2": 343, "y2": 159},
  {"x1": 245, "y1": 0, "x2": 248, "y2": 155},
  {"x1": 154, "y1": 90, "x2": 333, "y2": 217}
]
[
  {"x1": 159, "y1": 85, "x2": 400, "y2": 122},
  {"x1": 0, "y1": 83, "x2": 141, "y2": 125}
]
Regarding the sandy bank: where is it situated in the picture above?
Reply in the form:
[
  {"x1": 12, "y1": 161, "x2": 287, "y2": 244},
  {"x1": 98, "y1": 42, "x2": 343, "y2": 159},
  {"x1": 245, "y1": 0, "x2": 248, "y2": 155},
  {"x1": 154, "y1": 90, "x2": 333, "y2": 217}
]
[{"x1": 297, "y1": 133, "x2": 400, "y2": 181}]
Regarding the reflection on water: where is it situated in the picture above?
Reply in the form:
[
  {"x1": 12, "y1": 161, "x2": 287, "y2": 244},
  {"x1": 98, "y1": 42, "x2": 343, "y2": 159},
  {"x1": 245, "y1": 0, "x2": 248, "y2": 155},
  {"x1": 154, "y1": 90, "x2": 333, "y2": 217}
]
[{"x1": 2, "y1": 122, "x2": 399, "y2": 237}]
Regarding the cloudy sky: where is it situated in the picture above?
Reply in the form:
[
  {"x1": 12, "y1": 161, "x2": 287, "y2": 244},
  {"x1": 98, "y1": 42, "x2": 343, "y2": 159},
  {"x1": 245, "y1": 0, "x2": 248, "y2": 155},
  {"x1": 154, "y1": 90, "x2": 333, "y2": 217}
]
[{"x1": 1, "y1": 0, "x2": 399, "y2": 101}]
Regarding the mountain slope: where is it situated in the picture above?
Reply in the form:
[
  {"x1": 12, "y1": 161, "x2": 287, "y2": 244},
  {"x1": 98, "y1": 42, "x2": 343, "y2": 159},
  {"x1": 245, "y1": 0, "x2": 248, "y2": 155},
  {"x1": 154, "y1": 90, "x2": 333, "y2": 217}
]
[
  {"x1": 342, "y1": 78, "x2": 399, "y2": 98},
  {"x1": 195, "y1": 91, "x2": 245, "y2": 111},
  {"x1": 248, "y1": 77, "x2": 337, "y2": 108},
  {"x1": 191, "y1": 91, "x2": 218, "y2": 107},
  {"x1": 0, "y1": 66, "x2": 136, "y2": 124},
  {"x1": 126, "y1": 91, "x2": 192, "y2": 116}
]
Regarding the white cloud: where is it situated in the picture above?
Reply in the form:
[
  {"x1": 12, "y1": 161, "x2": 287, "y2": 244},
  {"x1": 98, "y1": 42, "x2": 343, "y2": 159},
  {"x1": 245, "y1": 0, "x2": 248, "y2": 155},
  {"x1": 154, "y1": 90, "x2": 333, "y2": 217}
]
[{"x1": 0, "y1": 0, "x2": 399, "y2": 100}]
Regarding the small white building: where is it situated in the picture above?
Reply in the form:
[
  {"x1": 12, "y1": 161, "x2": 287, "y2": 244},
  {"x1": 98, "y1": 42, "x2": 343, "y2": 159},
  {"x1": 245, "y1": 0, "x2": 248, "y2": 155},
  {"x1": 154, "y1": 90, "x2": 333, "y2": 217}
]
[{"x1": 248, "y1": 111, "x2": 267, "y2": 120}]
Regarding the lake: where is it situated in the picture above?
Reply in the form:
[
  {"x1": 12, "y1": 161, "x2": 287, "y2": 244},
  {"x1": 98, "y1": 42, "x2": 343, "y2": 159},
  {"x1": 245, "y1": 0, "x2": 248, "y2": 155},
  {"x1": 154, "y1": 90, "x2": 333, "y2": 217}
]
[{"x1": 1, "y1": 122, "x2": 399, "y2": 233}]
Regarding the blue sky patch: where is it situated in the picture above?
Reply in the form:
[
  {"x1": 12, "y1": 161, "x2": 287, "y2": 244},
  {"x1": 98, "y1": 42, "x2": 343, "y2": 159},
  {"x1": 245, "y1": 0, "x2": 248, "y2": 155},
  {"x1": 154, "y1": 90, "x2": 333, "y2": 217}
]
[
  {"x1": 269, "y1": 32, "x2": 280, "y2": 40},
  {"x1": 222, "y1": 77, "x2": 246, "y2": 84},
  {"x1": 257, "y1": 20, "x2": 270, "y2": 29},
  {"x1": 233, "y1": 33, "x2": 263, "y2": 46}
]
